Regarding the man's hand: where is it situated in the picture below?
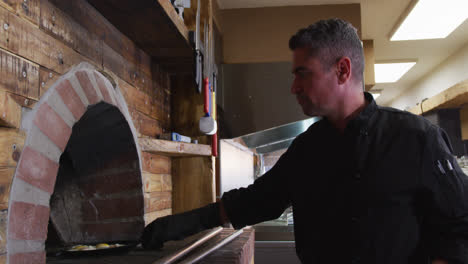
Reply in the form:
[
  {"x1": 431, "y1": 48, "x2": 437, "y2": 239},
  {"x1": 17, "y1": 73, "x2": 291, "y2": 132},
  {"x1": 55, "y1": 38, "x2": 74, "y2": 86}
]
[
  {"x1": 141, "y1": 215, "x2": 170, "y2": 249},
  {"x1": 432, "y1": 260, "x2": 448, "y2": 264},
  {"x1": 141, "y1": 202, "x2": 222, "y2": 249}
]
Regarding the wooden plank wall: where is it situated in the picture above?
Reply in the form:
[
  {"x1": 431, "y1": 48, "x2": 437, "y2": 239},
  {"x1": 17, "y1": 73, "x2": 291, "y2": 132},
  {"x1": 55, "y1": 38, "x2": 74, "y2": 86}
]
[{"x1": 0, "y1": 0, "x2": 174, "y2": 255}]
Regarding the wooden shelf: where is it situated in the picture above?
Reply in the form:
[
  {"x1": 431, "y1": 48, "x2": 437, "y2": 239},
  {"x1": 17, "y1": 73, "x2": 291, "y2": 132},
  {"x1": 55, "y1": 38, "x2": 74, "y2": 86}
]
[
  {"x1": 139, "y1": 138, "x2": 211, "y2": 157},
  {"x1": 87, "y1": 0, "x2": 193, "y2": 74},
  {"x1": 409, "y1": 80, "x2": 468, "y2": 115}
]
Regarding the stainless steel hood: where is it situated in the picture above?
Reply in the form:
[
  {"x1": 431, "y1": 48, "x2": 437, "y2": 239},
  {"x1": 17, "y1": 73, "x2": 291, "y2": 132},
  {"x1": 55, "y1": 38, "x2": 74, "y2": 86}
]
[{"x1": 239, "y1": 117, "x2": 321, "y2": 154}]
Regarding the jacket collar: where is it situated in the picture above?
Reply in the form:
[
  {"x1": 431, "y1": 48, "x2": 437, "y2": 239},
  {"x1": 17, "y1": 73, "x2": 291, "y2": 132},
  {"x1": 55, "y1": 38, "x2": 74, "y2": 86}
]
[
  {"x1": 321, "y1": 92, "x2": 377, "y2": 135},
  {"x1": 346, "y1": 91, "x2": 377, "y2": 132}
]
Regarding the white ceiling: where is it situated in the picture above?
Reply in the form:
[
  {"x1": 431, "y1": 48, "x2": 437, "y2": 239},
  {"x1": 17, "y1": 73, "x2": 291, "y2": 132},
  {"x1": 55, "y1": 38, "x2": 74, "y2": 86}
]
[{"x1": 217, "y1": 0, "x2": 468, "y2": 106}]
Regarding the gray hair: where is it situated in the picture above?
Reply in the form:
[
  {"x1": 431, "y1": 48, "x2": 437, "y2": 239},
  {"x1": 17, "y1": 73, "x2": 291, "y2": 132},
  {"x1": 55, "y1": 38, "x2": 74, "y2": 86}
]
[{"x1": 289, "y1": 18, "x2": 364, "y2": 83}]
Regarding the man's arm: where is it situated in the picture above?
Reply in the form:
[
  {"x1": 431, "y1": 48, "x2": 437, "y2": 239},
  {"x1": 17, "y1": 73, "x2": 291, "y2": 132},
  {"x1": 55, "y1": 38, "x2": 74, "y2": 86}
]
[
  {"x1": 433, "y1": 260, "x2": 449, "y2": 264},
  {"x1": 420, "y1": 127, "x2": 468, "y2": 263},
  {"x1": 142, "y1": 138, "x2": 298, "y2": 249}
]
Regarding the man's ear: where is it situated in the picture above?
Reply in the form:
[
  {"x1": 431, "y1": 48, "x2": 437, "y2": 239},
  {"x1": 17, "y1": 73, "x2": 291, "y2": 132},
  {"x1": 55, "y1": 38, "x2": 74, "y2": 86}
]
[{"x1": 336, "y1": 57, "x2": 352, "y2": 84}]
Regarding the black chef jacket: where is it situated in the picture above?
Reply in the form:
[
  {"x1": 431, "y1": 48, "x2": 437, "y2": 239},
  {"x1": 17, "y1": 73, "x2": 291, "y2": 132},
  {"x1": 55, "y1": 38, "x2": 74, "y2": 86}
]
[{"x1": 221, "y1": 92, "x2": 468, "y2": 264}]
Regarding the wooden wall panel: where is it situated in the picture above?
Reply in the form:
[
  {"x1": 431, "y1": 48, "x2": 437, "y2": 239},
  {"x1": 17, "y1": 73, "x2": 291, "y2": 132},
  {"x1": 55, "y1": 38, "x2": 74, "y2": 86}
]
[
  {"x1": 0, "y1": 48, "x2": 39, "y2": 100},
  {"x1": 39, "y1": 0, "x2": 102, "y2": 66},
  {"x1": 119, "y1": 77, "x2": 152, "y2": 116},
  {"x1": 142, "y1": 172, "x2": 172, "y2": 193},
  {"x1": 0, "y1": 128, "x2": 24, "y2": 167},
  {"x1": 48, "y1": 0, "x2": 140, "y2": 68},
  {"x1": 9, "y1": 93, "x2": 37, "y2": 109},
  {"x1": 129, "y1": 108, "x2": 163, "y2": 137},
  {"x1": 0, "y1": 209, "x2": 6, "y2": 255},
  {"x1": 144, "y1": 208, "x2": 171, "y2": 224},
  {"x1": 171, "y1": 75, "x2": 207, "y2": 142},
  {"x1": 0, "y1": 1, "x2": 179, "y2": 237},
  {"x1": 0, "y1": 167, "x2": 14, "y2": 209},
  {"x1": 0, "y1": 0, "x2": 40, "y2": 26},
  {"x1": 144, "y1": 191, "x2": 172, "y2": 212},
  {"x1": 0, "y1": 90, "x2": 21, "y2": 128},
  {"x1": 0, "y1": 5, "x2": 95, "y2": 74},
  {"x1": 141, "y1": 152, "x2": 171, "y2": 175},
  {"x1": 39, "y1": 66, "x2": 59, "y2": 96},
  {"x1": 103, "y1": 43, "x2": 151, "y2": 95},
  {"x1": 172, "y1": 157, "x2": 215, "y2": 213}
]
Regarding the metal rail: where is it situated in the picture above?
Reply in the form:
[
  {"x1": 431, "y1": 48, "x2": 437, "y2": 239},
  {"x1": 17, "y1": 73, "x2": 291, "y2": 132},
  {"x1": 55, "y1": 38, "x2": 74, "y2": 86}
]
[
  {"x1": 152, "y1": 227, "x2": 223, "y2": 264},
  {"x1": 178, "y1": 229, "x2": 244, "y2": 264}
]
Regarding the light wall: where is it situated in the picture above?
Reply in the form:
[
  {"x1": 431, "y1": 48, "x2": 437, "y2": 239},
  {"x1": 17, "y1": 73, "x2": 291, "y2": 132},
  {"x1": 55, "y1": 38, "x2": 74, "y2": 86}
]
[
  {"x1": 389, "y1": 42, "x2": 468, "y2": 110},
  {"x1": 220, "y1": 4, "x2": 361, "y2": 63}
]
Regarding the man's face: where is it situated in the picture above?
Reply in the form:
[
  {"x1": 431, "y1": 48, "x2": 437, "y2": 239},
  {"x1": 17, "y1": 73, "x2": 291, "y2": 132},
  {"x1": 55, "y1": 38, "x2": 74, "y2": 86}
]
[{"x1": 291, "y1": 48, "x2": 338, "y2": 117}]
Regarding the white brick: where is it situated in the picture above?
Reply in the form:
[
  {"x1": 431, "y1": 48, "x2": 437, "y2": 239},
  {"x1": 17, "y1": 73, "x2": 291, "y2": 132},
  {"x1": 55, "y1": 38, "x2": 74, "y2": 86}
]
[
  {"x1": 10, "y1": 177, "x2": 51, "y2": 207},
  {"x1": 68, "y1": 75, "x2": 90, "y2": 107},
  {"x1": 26, "y1": 124, "x2": 62, "y2": 163},
  {"x1": 46, "y1": 92, "x2": 75, "y2": 128},
  {"x1": 7, "y1": 239, "x2": 44, "y2": 255}
]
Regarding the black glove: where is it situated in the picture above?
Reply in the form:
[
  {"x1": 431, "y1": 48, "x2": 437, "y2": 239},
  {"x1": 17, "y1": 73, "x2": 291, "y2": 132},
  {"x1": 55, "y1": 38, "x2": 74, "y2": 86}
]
[{"x1": 141, "y1": 202, "x2": 222, "y2": 249}]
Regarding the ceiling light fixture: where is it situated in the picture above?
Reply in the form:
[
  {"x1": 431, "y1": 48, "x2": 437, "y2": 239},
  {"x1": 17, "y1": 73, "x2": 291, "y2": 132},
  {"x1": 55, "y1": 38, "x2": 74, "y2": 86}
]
[
  {"x1": 374, "y1": 62, "x2": 416, "y2": 83},
  {"x1": 390, "y1": 0, "x2": 468, "y2": 41}
]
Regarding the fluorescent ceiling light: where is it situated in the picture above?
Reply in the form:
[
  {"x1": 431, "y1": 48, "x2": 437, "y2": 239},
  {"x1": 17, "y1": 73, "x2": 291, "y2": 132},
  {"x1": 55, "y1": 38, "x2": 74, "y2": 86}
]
[
  {"x1": 375, "y1": 62, "x2": 416, "y2": 83},
  {"x1": 390, "y1": 0, "x2": 468, "y2": 41}
]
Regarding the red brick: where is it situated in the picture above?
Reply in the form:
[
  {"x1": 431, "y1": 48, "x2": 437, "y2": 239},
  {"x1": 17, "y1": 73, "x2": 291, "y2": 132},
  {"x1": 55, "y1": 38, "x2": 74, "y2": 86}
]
[
  {"x1": 56, "y1": 79, "x2": 86, "y2": 120},
  {"x1": 144, "y1": 191, "x2": 171, "y2": 212},
  {"x1": 9, "y1": 201, "x2": 49, "y2": 240},
  {"x1": 16, "y1": 147, "x2": 58, "y2": 194},
  {"x1": 9, "y1": 251, "x2": 45, "y2": 264},
  {"x1": 141, "y1": 152, "x2": 171, "y2": 174},
  {"x1": 80, "y1": 221, "x2": 144, "y2": 242},
  {"x1": 33, "y1": 103, "x2": 72, "y2": 151},
  {"x1": 76, "y1": 71, "x2": 99, "y2": 105},
  {"x1": 82, "y1": 195, "x2": 144, "y2": 221},
  {"x1": 93, "y1": 72, "x2": 113, "y2": 104},
  {"x1": 79, "y1": 170, "x2": 142, "y2": 196}
]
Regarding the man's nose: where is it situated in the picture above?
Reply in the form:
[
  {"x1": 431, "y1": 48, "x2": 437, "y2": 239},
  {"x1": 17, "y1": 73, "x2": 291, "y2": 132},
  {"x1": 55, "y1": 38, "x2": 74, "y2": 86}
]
[{"x1": 291, "y1": 79, "x2": 301, "y2": 94}]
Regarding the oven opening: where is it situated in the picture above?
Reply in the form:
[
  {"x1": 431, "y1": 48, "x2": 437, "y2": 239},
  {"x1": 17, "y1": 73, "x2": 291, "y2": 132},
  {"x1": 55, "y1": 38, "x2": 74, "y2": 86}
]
[{"x1": 45, "y1": 102, "x2": 144, "y2": 257}]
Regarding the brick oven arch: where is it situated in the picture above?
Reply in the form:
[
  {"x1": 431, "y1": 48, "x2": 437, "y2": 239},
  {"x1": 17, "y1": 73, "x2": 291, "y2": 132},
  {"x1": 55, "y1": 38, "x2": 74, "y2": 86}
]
[{"x1": 6, "y1": 62, "x2": 144, "y2": 263}]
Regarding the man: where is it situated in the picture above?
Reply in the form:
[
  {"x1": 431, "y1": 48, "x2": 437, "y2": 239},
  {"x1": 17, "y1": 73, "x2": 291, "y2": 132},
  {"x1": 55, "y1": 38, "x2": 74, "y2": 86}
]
[{"x1": 142, "y1": 19, "x2": 468, "y2": 264}]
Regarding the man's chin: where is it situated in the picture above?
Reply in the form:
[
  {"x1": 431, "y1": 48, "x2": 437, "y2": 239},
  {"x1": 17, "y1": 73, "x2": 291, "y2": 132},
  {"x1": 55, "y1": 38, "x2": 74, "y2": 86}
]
[{"x1": 302, "y1": 108, "x2": 318, "y2": 117}]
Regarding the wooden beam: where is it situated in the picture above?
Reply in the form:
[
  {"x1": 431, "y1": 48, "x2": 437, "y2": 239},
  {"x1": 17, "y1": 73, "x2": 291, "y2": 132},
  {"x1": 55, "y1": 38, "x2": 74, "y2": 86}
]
[
  {"x1": 460, "y1": 106, "x2": 468, "y2": 140},
  {"x1": 363, "y1": 39, "x2": 375, "y2": 91},
  {"x1": 85, "y1": 0, "x2": 193, "y2": 65},
  {"x1": 139, "y1": 138, "x2": 211, "y2": 157},
  {"x1": 157, "y1": 0, "x2": 189, "y2": 42},
  {"x1": 408, "y1": 79, "x2": 468, "y2": 115}
]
